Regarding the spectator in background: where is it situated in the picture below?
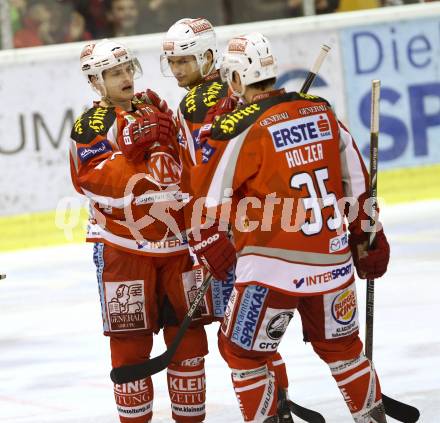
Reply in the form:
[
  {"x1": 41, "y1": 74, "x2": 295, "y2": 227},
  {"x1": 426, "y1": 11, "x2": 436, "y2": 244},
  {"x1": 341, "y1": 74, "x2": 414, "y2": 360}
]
[
  {"x1": 72, "y1": 0, "x2": 108, "y2": 38},
  {"x1": 64, "y1": 10, "x2": 92, "y2": 42},
  {"x1": 10, "y1": 0, "x2": 28, "y2": 33},
  {"x1": 51, "y1": 2, "x2": 92, "y2": 43},
  {"x1": 13, "y1": 0, "x2": 54, "y2": 48},
  {"x1": 104, "y1": 0, "x2": 141, "y2": 37},
  {"x1": 14, "y1": 0, "x2": 91, "y2": 48},
  {"x1": 138, "y1": 0, "x2": 171, "y2": 33},
  {"x1": 226, "y1": 0, "x2": 286, "y2": 23},
  {"x1": 286, "y1": 0, "x2": 340, "y2": 17}
]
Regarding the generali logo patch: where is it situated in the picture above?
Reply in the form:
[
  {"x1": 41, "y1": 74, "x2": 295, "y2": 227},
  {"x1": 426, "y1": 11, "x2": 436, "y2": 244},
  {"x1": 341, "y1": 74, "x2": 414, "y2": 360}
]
[{"x1": 106, "y1": 281, "x2": 147, "y2": 331}]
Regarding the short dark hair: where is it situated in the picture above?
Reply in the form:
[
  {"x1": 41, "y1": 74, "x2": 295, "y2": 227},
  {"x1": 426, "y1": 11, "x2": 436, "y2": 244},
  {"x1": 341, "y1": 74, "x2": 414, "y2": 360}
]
[{"x1": 248, "y1": 77, "x2": 277, "y2": 91}]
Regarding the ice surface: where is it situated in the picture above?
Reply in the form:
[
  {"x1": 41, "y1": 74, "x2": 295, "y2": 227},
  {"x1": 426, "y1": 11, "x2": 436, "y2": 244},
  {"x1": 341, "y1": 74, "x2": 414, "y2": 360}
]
[{"x1": 1, "y1": 201, "x2": 439, "y2": 422}]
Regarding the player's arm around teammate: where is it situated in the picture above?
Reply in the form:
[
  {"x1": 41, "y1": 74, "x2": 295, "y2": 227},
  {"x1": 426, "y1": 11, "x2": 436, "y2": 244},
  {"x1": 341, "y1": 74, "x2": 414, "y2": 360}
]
[
  {"x1": 190, "y1": 32, "x2": 390, "y2": 423},
  {"x1": 70, "y1": 40, "x2": 210, "y2": 423}
]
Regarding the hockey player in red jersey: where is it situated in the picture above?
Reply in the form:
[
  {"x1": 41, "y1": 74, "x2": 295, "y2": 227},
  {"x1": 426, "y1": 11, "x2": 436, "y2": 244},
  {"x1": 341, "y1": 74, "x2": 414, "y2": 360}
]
[
  {"x1": 161, "y1": 18, "x2": 295, "y2": 423},
  {"x1": 70, "y1": 39, "x2": 209, "y2": 423},
  {"x1": 191, "y1": 32, "x2": 391, "y2": 422},
  {"x1": 160, "y1": 17, "x2": 236, "y2": 323}
]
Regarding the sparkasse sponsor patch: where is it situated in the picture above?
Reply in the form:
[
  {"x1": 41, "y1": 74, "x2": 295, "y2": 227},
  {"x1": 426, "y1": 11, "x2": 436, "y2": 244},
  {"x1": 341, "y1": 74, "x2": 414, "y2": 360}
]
[
  {"x1": 269, "y1": 114, "x2": 333, "y2": 152},
  {"x1": 231, "y1": 285, "x2": 268, "y2": 350}
]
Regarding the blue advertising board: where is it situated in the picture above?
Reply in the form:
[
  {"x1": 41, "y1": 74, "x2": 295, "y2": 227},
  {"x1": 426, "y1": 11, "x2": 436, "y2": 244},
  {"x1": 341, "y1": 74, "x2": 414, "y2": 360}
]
[{"x1": 341, "y1": 17, "x2": 440, "y2": 169}]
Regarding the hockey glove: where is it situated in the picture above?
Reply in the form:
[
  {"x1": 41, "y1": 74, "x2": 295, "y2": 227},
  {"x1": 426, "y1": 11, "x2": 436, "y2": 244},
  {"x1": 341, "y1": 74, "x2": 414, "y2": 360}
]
[
  {"x1": 189, "y1": 225, "x2": 236, "y2": 281},
  {"x1": 198, "y1": 96, "x2": 238, "y2": 146},
  {"x1": 119, "y1": 106, "x2": 175, "y2": 163},
  {"x1": 135, "y1": 88, "x2": 173, "y2": 118},
  {"x1": 349, "y1": 228, "x2": 390, "y2": 279}
]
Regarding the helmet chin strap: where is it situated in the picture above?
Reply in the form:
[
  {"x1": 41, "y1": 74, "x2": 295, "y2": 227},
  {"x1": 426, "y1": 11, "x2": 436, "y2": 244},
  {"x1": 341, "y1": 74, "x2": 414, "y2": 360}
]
[
  {"x1": 228, "y1": 74, "x2": 246, "y2": 99},
  {"x1": 199, "y1": 54, "x2": 216, "y2": 78},
  {"x1": 90, "y1": 75, "x2": 108, "y2": 101}
]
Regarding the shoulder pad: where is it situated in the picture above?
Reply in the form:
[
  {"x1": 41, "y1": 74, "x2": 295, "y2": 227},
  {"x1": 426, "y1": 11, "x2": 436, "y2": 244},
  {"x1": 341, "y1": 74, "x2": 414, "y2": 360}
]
[
  {"x1": 180, "y1": 80, "x2": 228, "y2": 123},
  {"x1": 71, "y1": 106, "x2": 117, "y2": 144}
]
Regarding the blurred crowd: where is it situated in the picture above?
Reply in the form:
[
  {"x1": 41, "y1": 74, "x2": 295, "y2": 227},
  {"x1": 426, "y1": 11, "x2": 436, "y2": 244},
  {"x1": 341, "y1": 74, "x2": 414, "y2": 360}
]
[{"x1": 0, "y1": 0, "x2": 437, "y2": 49}]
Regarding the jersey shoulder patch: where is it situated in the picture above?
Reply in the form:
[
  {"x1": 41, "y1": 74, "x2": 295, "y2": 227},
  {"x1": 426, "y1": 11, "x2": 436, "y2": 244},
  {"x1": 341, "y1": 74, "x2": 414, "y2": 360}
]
[
  {"x1": 211, "y1": 101, "x2": 270, "y2": 141},
  {"x1": 179, "y1": 79, "x2": 228, "y2": 123},
  {"x1": 71, "y1": 106, "x2": 117, "y2": 144}
]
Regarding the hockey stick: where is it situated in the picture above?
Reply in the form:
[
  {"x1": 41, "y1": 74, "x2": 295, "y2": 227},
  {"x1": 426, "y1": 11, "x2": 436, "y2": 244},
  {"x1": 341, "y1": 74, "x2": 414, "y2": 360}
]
[
  {"x1": 300, "y1": 44, "x2": 331, "y2": 93},
  {"x1": 278, "y1": 388, "x2": 325, "y2": 423},
  {"x1": 366, "y1": 80, "x2": 420, "y2": 423},
  {"x1": 110, "y1": 272, "x2": 213, "y2": 384},
  {"x1": 365, "y1": 80, "x2": 380, "y2": 362}
]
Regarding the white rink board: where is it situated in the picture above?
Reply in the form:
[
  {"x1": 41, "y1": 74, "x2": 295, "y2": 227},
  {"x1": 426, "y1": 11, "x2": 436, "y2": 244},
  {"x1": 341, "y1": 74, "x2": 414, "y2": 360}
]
[{"x1": 1, "y1": 4, "x2": 440, "y2": 216}]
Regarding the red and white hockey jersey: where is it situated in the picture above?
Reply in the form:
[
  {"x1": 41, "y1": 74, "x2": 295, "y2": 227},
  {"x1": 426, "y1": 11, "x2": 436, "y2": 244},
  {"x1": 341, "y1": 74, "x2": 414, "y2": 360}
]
[
  {"x1": 191, "y1": 91, "x2": 370, "y2": 295},
  {"x1": 70, "y1": 100, "x2": 188, "y2": 256}
]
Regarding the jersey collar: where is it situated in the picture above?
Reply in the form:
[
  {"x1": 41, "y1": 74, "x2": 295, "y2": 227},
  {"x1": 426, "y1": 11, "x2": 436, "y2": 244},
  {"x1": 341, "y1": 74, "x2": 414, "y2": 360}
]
[{"x1": 251, "y1": 88, "x2": 286, "y2": 103}]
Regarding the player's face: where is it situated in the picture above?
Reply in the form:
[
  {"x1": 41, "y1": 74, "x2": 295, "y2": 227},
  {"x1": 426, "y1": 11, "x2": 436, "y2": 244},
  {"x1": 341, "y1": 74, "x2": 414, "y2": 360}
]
[
  {"x1": 167, "y1": 55, "x2": 201, "y2": 87},
  {"x1": 102, "y1": 62, "x2": 135, "y2": 102}
]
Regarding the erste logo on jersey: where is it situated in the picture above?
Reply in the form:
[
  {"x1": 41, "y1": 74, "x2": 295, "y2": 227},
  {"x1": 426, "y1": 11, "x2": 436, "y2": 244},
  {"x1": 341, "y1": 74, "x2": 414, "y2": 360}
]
[
  {"x1": 146, "y1": 151, "x2": 181, "y2": 186},
  {"x1": 269, "y1": 114, "x2": 333, "y2": 152}
]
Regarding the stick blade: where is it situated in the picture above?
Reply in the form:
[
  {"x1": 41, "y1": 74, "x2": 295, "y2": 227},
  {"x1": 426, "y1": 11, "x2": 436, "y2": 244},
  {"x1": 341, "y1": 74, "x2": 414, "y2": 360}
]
[
  {"x1": 286, "y1": 399, "x2": 326, "y2": 423},
  {"x1": 383, "y1": 394, "x2": 420, "y2": 422},
  {"x1": 110, "y1": 350, "x2": 172, "y2": 384}
]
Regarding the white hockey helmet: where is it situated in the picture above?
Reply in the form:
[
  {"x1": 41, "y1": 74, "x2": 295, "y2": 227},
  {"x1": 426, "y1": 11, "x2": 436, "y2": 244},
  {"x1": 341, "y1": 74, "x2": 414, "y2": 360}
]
[
  {"x1": 220, "y1": 32, "x2": 277, "y2": 97},
  {"x1": 80, "y1": 39, "x2": 142, "y2": 93},
  {"x1": 160, "y1": 18, "x2": 218, "y2": 77}
]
